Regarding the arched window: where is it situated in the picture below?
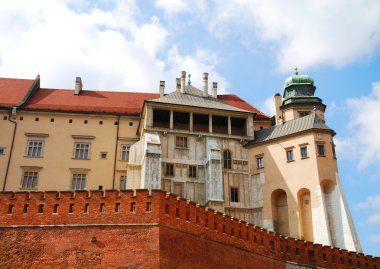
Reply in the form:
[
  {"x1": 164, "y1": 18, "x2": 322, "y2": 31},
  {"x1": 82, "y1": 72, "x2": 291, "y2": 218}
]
[{"x1": 223, "y1": 150, "x2": 232, "y2": 169}]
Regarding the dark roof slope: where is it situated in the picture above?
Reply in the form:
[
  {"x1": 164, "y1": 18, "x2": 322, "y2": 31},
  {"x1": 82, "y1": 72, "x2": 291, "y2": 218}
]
[{"x1": 247, "y1": 113, "x2": 335, "y2": 145}]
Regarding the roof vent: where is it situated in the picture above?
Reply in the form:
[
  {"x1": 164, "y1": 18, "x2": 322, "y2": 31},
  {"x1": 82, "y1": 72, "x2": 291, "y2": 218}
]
[
  {"x1": 212, "y1": 82, "x2": 218, "y2": 98},
  {"x1": 180, "y1": 71, "x2": 186, "y2": 94},
  {"x1": 159, "y1": 81, "x2": 165, "y2": 97},
  {"x1": 74, "y1": 77, "x2": 82, "y2": 95},
  {"x1": 203, "y1": 73, "x2": 208, "y2": 97},
  {"x1": 176, "y1": 78, "x2": 181, "y2": 92}
]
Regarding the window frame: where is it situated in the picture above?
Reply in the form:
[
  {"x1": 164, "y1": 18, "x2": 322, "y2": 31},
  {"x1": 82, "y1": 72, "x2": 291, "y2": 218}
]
[
  {"x1": 223, "y1": 150, "x2": 232, "y2": 170},
  {"x1": 175, "y1": 136, "x2": 188, "y2": 148},
  {"x1": 189, "y1": 165, "x2": 197, "y2": 178},
  {"x1": 299, "y1": 111, "x2": 310, "y2": 118},
  {"x1": 165, "y1": 163, "x2": 174, "y2": 177},
  {"x1": 120, "y1": 175, "x2": 127, "y2": 190},
  {"x1": 25, "y1": 140, "x2": 44, "y2": 157},
  {"x1": 300, "y1": 146, "x2": 308, "y2": 159},
  {"x1": 256, "y1": 156, "x2": 264, "y2": 169},
  {"x1": 0, "y1": 147, "x2": 5, "y2": 155},
  {"x1": 286, "y1": 149, "x2": 294, "y2": 162},
  {"x1": 121, "y1": 144, "x2": 130, "y2": 161},
  {"x1": 230, "y1": 187, "x2": 239, "y2": 203},
  {"x1": 71, "y1": 173, "x2": 86, "y2": 190},
  {"x1": 21, "y1": 171, "x2": 39, "y2": 189},
  {"x1": 73, "y1": 142, "x2": 91, "y2": 159},
  {"x1": 317, "y1": 144, "x2": 325, "y2": 157}
]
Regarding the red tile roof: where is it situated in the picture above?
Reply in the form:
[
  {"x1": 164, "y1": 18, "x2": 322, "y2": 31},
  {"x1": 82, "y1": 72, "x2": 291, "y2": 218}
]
[
  {"x1": 24, "y1": 88, "x2": 160, "y2": 115},
  {"x1": 217, "y1": 94, "x2": 271, "y2": 120},
  {"x1": 0, "y1": 77, "x2": 271, "y2": 120},
  {"x1": 0, "y1": 78, "x2": 34, "y2": 107}
]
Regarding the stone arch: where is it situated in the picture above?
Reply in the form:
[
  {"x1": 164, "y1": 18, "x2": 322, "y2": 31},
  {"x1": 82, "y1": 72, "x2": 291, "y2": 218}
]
[
  {"x1": 297, "y1": 188, "x2": 314, "y2": 241},
  {"x1": 271, "y1": 189, "x2": 290, "y2": 236}
]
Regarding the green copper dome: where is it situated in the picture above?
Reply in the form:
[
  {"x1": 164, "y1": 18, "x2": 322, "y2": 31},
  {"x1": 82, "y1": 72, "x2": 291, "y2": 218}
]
[
  {"x1": 284, "y1": 74, "x2": 314, "y2": 88},
  {"x1": 283, "y1": 72, "x2": 316, "y2": 100}
]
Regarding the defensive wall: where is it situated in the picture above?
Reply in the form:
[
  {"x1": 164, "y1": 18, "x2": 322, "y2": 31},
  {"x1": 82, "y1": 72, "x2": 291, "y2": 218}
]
[{"x1": 0, "y1": 189, "x2": 378, "y2": 268}]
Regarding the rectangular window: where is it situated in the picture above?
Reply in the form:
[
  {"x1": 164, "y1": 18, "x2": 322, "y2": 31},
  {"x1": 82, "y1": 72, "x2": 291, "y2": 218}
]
[
  {"x1": 286, "y1": 150, "x2": 294, "y2": 161},
  {"x1": 26, "y1": 141, "x2": 43, "y2": 157},
  {"x1": 176, "y1": 136, "x2": 188, "y2": 148},
  {"x1": 166, "y1": 163, "x2": 174, "y2": 176},
  {"x1": 189, "y1": 165, "x2": 197, "y2": 178},
  {"x1": 21, "y1": 171, "x2": 38, "y2": 189},
  {"x1": 317, "y1": 144, "x2": 325, "y2": 156},
  {"x1": 74, "y1": 143, "x2": 90, "y2": 159},
  {"x1": 299, "y1": 111, "x2": 310, "y2": 118},
  {"x1": 230, "y1": 187, "x2": 239, "y2": 202},
  {"x1": 300, "y1": 146, "x2": 308, "y2": 158},
  {"x1": 120, "y1": 175, "x2": 127, "y2": 190},
  {"x1": 121, "y1": 145, "x2": 130, "y2": 161},
  {"x1": 71, "y1": 173, "x2": 86, "y2": 190},
  {"x1": 256, "y1": 157, "x2": 264, "y2": 169},
  {"x1": 100, "y1": 152, "x2": 107, "y2": 159},
  {"x1": 332, "y1": 145, "x2": 336, "y2": 158},
  {"x1": 0, "y1": 148, "x2": 4, "y2": 155}
]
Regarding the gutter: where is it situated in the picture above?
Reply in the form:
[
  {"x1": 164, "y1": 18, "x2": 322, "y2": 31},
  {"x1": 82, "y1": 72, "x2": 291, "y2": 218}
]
[
  {"x1": 3, "y1": 109, "x2": 17, "y2": 191},
  {"x1": 112, "y1": 115, "x2": 121, "y2": 189}
]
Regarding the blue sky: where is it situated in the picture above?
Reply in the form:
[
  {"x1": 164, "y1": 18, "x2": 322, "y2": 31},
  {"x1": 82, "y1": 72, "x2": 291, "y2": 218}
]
[{"x1": 1, "y1": 0, "x2": 380, "y2": 256}]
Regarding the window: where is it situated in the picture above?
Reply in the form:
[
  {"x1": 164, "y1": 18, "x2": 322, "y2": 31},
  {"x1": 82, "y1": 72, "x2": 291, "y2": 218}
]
[
  {"x1": 189, "y1": 165, "x2": 197, "y2": 178},
  {"x1": 332, "y1": 145, "x2": 336, "y2": 158},
  {"x1": 176, "y1": 136, "x2": 188, "y2": 148},
  {"x1": 21, "y1": 171, "x2": 38, "y2": 189},
  {"x1": 121, "y1": 145, "x2": 130, "y2": 161},
  {"x1": 0, "y1": 148, "x2": 4, "y2": 155},
  {"x1": 230, "y1": 187, "x2": 239, "y2": 202},
  {"x1": 286, "y1": 150, "x2": 293, "y2": 161},
  {"x1": 120, "y1": 175, "x2": 127, "y2": 190},
  {"x1": 223, "y1": 150, "x2": 232, "y2": 169},
  {"x1": 256, "y1": 156, "x2": 264, "y2": 169},
  {"x1": 26, "y1": 141, "x2": 43, "y2": 157},
  {"x1": 300, "y1": 146, "x2": 308, "y2": 158},
  {"x1": 299, "y1": 111, "x2": 310, "y2": 118},
  {"x1": 166, "y1": 163, "x2": 174, "y2": 176},
  {"x1": 317, "y1": 144, "x2": 325, "y2": 156},
  {"x1": 74, "y1": 143, "x2": 90, "y2": 159},
  {"x1": 100, "y1": 152, "x2": 107, "y2": 159},
  {"x1": 71, "y1": 173, "x2": 86, "y2": 190}
]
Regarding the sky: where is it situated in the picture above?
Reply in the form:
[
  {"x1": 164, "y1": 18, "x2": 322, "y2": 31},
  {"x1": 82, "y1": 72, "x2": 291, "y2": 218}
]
[{"x1": 0, "y1": 0, "x2": 380, "y2": 256}]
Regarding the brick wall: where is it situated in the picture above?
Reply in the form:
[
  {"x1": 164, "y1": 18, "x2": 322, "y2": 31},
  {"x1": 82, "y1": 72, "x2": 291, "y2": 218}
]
[{"x1": 0, "y1": 190, "x2": 378, "y2": 269}]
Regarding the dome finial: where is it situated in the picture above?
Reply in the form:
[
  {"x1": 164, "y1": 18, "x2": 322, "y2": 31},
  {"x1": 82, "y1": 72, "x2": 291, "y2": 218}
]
[{"x1": 293, "y1": 66, "x2": 299, "y2": 75}]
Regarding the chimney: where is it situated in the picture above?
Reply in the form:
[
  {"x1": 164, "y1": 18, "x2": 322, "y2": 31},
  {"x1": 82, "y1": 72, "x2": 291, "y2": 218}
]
[
  {"x1": 203, "y1": 72, "x2": 208, "y2": 97},
  {"x1": 74, "y1": 77, "x2": 82, "y2": 95},
  {"x1": 176, "y1": 78, "x2": 181, "y2": 92},
  {"x1": 159, "y1": 81, "x2": 165, "y2": 97},
  {"x1": 180, "y1": 71, "x2": 186, "y2": 93},
  {"x1": 274, "y1": 93, "x2": 283, "y2": 125},
  {"x1": 212, "y1": 82, "x2": 218, "y2": 98}
]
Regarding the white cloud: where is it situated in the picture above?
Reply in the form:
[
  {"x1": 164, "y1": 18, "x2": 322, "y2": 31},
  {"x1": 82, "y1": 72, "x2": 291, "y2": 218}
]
[
  {"x1": 0, "y1": 0, "x2": 227, "y2": 92},
  {"x1": 344, "y1": 83, "x2": 380, "y2": 168},
  {"x1": 155, "y1": 0, "x2": 380, "y2": 72},
  {"x1": 260, "y1": 96, "x2": 276, "y2": 116},
  {"x1": 356, "y1": 195, "x2": 380, "y2": 210},
  {"x1": 367, "y1": 214, "x2": 380, "y2": 224},
  {"x1": 154, "y1": 0, "x2": 207, "y2": 15}
]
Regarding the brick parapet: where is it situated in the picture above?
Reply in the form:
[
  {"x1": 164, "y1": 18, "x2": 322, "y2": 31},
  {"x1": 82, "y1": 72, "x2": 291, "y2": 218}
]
[{"x1": 0, "y1": 190, "x2": 378, "y2": 269}]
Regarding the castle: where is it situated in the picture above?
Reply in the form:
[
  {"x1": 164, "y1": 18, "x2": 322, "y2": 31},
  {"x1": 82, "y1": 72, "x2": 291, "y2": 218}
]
[{"x1": 0, "y1": 71, "x2": 376, "y2": 268}]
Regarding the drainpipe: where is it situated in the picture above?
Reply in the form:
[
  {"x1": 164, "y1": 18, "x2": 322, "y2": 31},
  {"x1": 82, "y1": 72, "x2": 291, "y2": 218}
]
[
  {"x1": 3, "y1": 108, "x2": 18, "y2": 191},
  {"x1": 112, "y1": 115, "x2": 121, "y2": 189}
]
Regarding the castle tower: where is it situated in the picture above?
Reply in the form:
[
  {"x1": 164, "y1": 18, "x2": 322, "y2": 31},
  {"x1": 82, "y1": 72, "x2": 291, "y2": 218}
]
[
  {"x1": 274, "y1": 69, "x2": 326, "y2": 123},
  {"x1": 247, "y1": 73, "x2": 362, "y2": 252}
]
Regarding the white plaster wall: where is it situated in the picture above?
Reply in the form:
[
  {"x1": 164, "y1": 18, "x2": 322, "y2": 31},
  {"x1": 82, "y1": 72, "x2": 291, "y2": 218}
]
[{"x1": 311, "y1": 184, "x2": 331, "y2": 246}]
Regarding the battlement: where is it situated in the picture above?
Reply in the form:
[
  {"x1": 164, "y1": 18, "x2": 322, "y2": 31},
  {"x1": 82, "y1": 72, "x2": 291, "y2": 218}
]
[{"x1": 0, "y1": 190, "x2": 378, "y2": 268}]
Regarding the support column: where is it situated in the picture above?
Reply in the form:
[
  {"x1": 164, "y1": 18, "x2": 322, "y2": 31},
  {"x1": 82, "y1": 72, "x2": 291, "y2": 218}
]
[
  {"x1": 228, "y1": 116, "x2": 231, "y2": 135},
  {"x1": 189, "y1": 112, "x2": 193, "y2": 131},
  {"x1": 170, "y1": 110, "x2": 173, "y2": 130},
  {"x1": 209, "y1": 114, "x2": 213, "y2": 133}
]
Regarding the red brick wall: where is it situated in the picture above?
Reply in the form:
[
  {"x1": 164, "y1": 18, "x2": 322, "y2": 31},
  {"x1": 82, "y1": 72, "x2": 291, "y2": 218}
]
[
  {"x1": 0, "y1": 225, "x2": 159, "y2": 269},
  {"x1": 159, "y1": 225, "x2": 285, "y2": 269},
  {"x1": 0, "y1": 190, "x2": 378, "y2": 269}
]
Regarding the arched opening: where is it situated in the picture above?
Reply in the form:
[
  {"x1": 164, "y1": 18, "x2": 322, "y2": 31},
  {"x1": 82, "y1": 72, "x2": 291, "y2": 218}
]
[
  {"x1": 321, "y1": 180, "x2": 338, "y2": 246},
  {"x1": 271, "y1": 189, "x2": 290, "y2": 236},
  {"x1": 223, "y1": 150, "x2": 232, "y2": 169},
  {"x1": 298, "y1": 188, "x2": 314, "y2": 241}
]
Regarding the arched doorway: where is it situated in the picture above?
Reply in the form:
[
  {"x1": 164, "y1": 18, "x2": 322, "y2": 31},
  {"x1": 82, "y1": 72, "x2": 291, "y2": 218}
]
[
  {"x1": 298, "y1": 188, "x2": 314, "y2": 241},
  {"x1": 271, "y1": 189, "x2": 290, "y2": 236}
]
